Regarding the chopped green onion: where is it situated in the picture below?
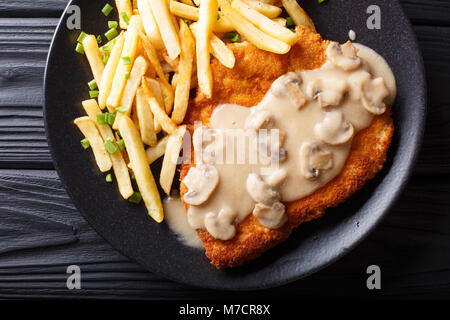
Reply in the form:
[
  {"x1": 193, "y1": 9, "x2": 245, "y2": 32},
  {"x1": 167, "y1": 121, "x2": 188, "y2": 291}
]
[
  {"x1": 102, "y1": 3, "x2": 114, "y2": 16},
  {"x1": 106, "y1": 173, "x2": 113, "y2": 183},
  {"x1": 318, "y1": 0, "x2": 326, "y2": 3},
  {"x1": 80, "y1": 138, "x2": 90, "y2": 149},
  {"x1": 104, "y1": 137, "x2": 118, "y2": 154},
  {"x1": 105, "y1": 28, "x2": 119, "y2": 41},
  {"x1": 286, "y1": 16, "x2": 295, "y2": 29},
  {"x1": 96, "y1": 35, "x2": 103, "y2": 45},
  {"x1": 108, "y1": 21, "x2": 119, "y2": 29},
  {"x1": 97, "y1": 113, "x2": 107, "y2": 125},
  {"x1": 77, "y1": 31, "x2": 88, "y2": 43},
  {"x1": 117, "y1": 130, "x2": 122, "y2": 138},
  {"x1": 103, "y1": 52, "x2": 110, "y2": 64},
  {"x1": 115, "y1": 105, "x2": 130, "y2": 113},
  {"x1": 75, "y1": 43, "x2": 84, "y2": 55},
  {"x1": 125, "y1": 71, "x2": 130, "y2": 79},
  {"x1": 103, "y1": 38, "x2": 117, "y2": 52},
  {"x1": 128, "y1": 192, "x2": 142, "y2": 204},
  {"x1": 89, "y1": 90, "x2": 99, "y2": 98},
  {"x1": 117, "y1": 139, "x2": 126, "y2": 151},
  {"x1": 121, "y1": 56, "x2": 131, "y2": 65},
  {"x1": 217, "y1": 13, "x2": 221, "y2": 20},
  {"x1": 106, "y1": 112, "x2": 116, "y2": 126},
  {"x1": 120, "y1": 12, "x2": 130, "y2": 25},
  {"x1": 225, "y1": 31, "x2": 240, "y2": 43},
  {"x1": 183, "y1": 19, "x2": 192, "y2": 26},
  {"x1": 88, "y1": 79, "x2": 98, "y2": 90}
]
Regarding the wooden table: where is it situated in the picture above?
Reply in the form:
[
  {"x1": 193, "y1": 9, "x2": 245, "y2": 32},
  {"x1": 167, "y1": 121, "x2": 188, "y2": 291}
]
[{"x1": 0, "y1": 0, "x2": 449, "y2": 299}]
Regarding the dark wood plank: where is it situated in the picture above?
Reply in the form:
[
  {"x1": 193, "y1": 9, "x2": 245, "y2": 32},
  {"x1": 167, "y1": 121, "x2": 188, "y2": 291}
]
[{"x1": 0, "y1": 1, "x2": 67, "y2": 18}]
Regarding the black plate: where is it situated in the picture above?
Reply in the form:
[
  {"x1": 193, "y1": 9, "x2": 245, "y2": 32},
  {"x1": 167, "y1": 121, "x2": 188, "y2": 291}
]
[{"x1": 44, "y1": 0, "x2": 426, "y2": 290}]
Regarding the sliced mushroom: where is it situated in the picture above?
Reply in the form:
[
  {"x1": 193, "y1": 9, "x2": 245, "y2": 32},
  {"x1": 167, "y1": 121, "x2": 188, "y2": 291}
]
[
  {"x1": 306, "y1": 78, "x2": 348, "y2": 108},
  {"x1": 271, "y1": 72, "x2": 307, "y2": 109},
  {"x1": 314, "y1": 111, "x2": 354, "y2": 145},
  {"x1": 361, "y1": 77, "x2": 389, "y2": 115},
  {"x1": 246, "y1": 173, "x2": 280, "y2": 205},
  {"x1": 245, "y1": 110, "x2": 273, "y2": 130},
  {"x1": 263, "y1": 168, "x2": 288, "y2": 188},
  {"x1": 299, "y1": 142, "x2": 334, "y2": 180},
  {"x1": 183, "y1": 164, "x2": 219, "y2": 205},
  {"x1": 253, "y1": 201, "x2": 287, "y2": 229},
  {"x1": 326, "y1": 41, "x2": 361, "y2": 71},
  {"x1": 204, "y1": 207, "x2": 237, "y2": 240}
]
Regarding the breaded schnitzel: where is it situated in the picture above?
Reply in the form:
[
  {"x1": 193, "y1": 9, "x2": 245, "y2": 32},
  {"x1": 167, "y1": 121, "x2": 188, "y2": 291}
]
[{"x1": 180, "y1": 26, "x2": 394, "y2": 269}]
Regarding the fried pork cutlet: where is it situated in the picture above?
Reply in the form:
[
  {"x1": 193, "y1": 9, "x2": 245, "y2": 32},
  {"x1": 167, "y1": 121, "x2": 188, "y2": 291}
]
[{"x1": 180, "y1": 26, "x2": 394, "y2": 269}]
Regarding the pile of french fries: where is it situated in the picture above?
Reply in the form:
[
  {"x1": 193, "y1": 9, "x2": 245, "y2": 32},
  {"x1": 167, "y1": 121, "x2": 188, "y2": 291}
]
[{"x1": 74, "y1": 0, "x2": 315, "y2": 223}]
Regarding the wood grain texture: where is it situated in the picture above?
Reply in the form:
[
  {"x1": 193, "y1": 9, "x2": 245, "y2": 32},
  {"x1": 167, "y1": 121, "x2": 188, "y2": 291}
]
[{"x1": 0, "y1": 0, "x2": 449, "y2": 299}]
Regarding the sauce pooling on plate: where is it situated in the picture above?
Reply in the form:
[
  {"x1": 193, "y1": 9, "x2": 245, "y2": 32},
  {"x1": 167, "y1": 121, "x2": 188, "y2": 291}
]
[{"x1": 181, "y1": 41, "x2": 396, "y2": 241}]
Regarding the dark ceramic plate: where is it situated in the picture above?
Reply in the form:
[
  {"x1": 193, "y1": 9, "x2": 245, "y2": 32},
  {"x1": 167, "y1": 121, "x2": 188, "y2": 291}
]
[{"x1": 44, "y1": 0, "x2": 426, "y2": 290}]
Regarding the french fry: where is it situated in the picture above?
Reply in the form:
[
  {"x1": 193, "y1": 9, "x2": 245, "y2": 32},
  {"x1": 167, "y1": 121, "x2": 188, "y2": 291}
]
[
  {"x1": 241, "y1": 0, "x2": 281, "y2": 18},
  {"x1": 113, "y1": 56, "x2": 148, "y2": 130},
  {"x1": 231, "y1": 0, "x2": 296, "y2": 45},
  {"x1": 81, "y1": 99, "x2": 133, "y2": 199},
  {"x1": 149, "y1": 0, "x2": 181, "y2": 60},
  {"x1": 220, "y1": 3, "x2": 290, "y2": 54},
  {"x1": 139, "y1": 31, "x2": 175, "y2": 113},
  {"x1": 99, "y1": 32, "x2": 125, "y2": 110},
  {"x1": 107, "y1": 15, "x2": 142, "y2": 110},
  {"x1": 74, "y1": 116, "x2": 112, "y2": 172},
  {"x1": 280, "y1": 0, "x2": 316, "y2": 32},
  {"x1": 157, "y1": 77, "x2": 174, "y2": 114},
  {"x1": 120, "y1": 56, "x2": 148, "y2": 115},
  {"x1": 118, "y1": 116, "x2": 164, "y2": 223},
  {"x1": 82, "y1": 35, "x2": 105, "y2": 86},
  {"x1": 172, "y1": 21, "x2": 195, "y2": 124},
  {"x1": 160, "y1": 125, "x2": 186, "y2": 195},
  {"x1": 137, "y1": 0, "x2": 165, "y2": 50},
  {"x1": 169, "y1": 1, "x2": 234, "y2": 33},
  {"x1": 116, "y1": 0, "x2": 133, "y2": 29},
  {"x1": 180, "y1": 0, "x2": 195, "y2": 5},
  {"x1": 196, "y1": 0, "x2": 218, "y2": 98},
  {"x1": 144, "y1": 77, "x2": 163, "y2": 133},
  {"x1": 136, "y1": 87, "x2": 158, "y2": 146},
  {"x1": 142, "y1": 79, "x2": 178, "y2": 134},
  {"x1": 192, "y1": 0, "x2": 200, "y2": 6},
  {"x1": 190, "y1": 22, "x2": 235, "y2": 69},
  {"x1": 272, "y1": 17, "x2": 286, "y2": 27},
  {"x1": 146, "y1": 135, "x2": 169, "y2": 164}
]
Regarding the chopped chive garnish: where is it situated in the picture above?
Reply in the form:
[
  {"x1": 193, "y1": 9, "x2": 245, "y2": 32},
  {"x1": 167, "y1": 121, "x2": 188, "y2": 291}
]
[
  {"x1": 128, "y1": 192, "x2": 142, "y2": 204},
  {"x1": 97, "y1": 113, "x2": 107, "y2": 125},
  {"x1": 115, "y1": 105, "x2": 130, "y2": 113},
  {"x1": 183, "y1": 19, "x2": 192, "y2": 26},
  {"x1": 103, "y1": 52, "x2": 110, "y2": 64},
  {"x1": 108, "y1": 21, "x2": 119, "y2": 29},
  {"x1": 120, "y1": 12, "x2": 130, "y2": 25},
  {"x1": 318, "y1": 0, "x2": 326, "y2": 3},
  {"x1": 121, "y1": 56, "x2": 131, "y2": 65},
  {"x1": 102, "y1": 3, "x2": 114, "y2": 16},
  {"x1": 88, "y1": 79, "x2": 98, "y2": 90},
  {"x1": 96, "y1": 35, "x2": 102, "y2": 45},
  {"x1": 106, "y1": 173, "x2": 113, "y2": 183},
  {"x1": 106, "y1": 112, "x2": 116, "y2": 126},
  {"x1": 105, "y1": 28, "x2": 119, "y2": 41},
  {"x1": 286, "y1": 16, "x2": 295, "y2": 29},
  {"x1": 89, "y1": 90, "x2": 99, "y2": 98},
  {"x1": 117, "y1": 139, "x2": 126, "y2": 151},
  {"x1": 75, "y1": 43, "x2": 84, "y2": 54},
  {"x1": 80, "y1": 138, "x2": 90, "y2": 149},
  {"x1": 104, "y1": 137, "x2": 118, "y2": 154},
  {"x1": 117, "y1": 131, "x2": 122, "y2": 138},
  {"x1": 125, "y1": 71, "x2": 130, "y2": 79},
  {"x1": 131, "y1": 173, "x2": 136, "y2": 180},
  {"x1": 77, "y1": 31, "x2": 88, "y2": 43},
  {"x1": 225, "y1": 31, "x2": 240, "y2": 43},
  {"x1": 217, "y1": 13, "x2": 221, "y2": 20},
  {"x1": 103, "y1": 38, "x2": 117, "y2": 52}
]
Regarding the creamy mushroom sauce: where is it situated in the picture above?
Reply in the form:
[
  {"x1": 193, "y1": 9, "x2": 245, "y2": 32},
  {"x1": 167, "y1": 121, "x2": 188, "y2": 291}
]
[{"x1": 181, "y1": 41, "x2": 396, "y2": 241}]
